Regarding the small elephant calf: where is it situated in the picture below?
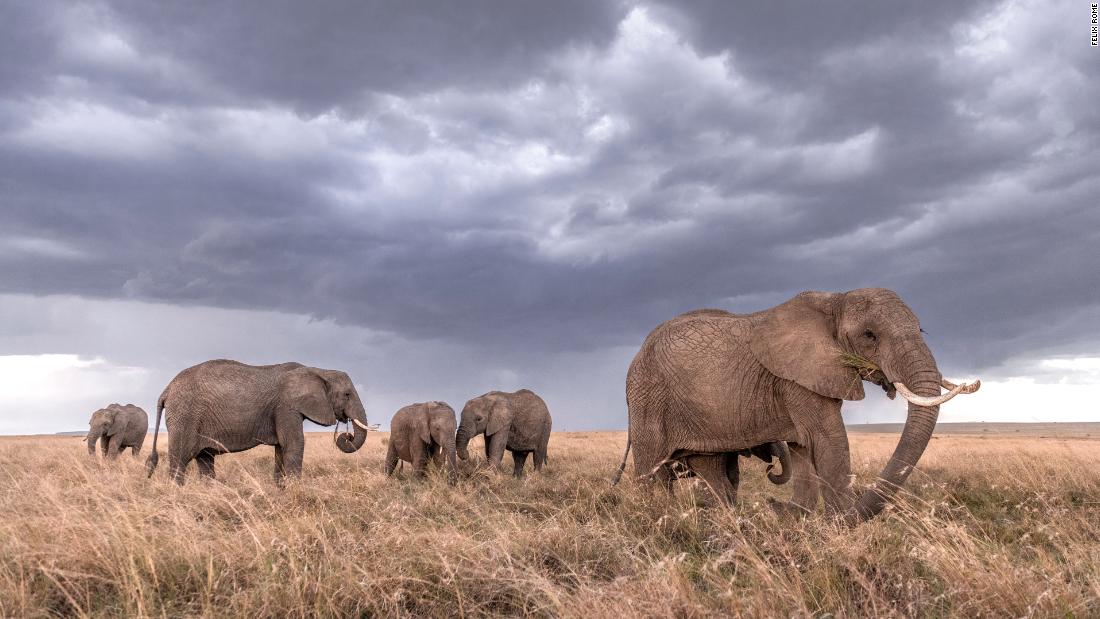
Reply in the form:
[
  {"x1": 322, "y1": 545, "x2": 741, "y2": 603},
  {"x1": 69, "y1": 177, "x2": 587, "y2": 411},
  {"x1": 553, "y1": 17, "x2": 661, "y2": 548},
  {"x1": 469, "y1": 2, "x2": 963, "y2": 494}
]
[
  {"x1": 456, "y1": 389, "x2": 552, "y2": 478},
  {"x1": 86, "y1": 404, "x2": 148, "y2": 459},
  {"x1": 385, "y1": 401, "x2": 458, "y2": 480}
]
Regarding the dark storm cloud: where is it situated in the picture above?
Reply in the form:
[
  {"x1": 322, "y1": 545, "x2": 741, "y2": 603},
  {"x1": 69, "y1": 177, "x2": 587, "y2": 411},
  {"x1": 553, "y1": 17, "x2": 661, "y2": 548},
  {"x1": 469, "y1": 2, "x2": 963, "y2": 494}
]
[{"x1": 1, "y1": 0, "x2": 1097, "y2": 415}]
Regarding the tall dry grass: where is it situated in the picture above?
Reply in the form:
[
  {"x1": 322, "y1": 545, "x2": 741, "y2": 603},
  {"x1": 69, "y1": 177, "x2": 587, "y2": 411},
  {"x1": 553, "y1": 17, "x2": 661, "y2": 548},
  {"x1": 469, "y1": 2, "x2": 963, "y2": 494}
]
[{"x1": 1, "y1": 431, "x2": 1097, "y2": 617}]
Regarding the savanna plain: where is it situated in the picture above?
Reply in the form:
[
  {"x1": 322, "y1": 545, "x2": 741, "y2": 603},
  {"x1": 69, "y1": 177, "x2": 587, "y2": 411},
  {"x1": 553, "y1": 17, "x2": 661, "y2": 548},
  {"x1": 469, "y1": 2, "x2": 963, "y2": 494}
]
[{"x1": 1, "y1": 427, "x2": 1098, "y2": 617}]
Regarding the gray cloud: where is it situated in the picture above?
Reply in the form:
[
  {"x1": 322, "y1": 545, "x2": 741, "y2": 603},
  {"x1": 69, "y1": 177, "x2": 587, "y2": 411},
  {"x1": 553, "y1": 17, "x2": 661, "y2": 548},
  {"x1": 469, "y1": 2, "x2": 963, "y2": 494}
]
[{"x1": 1, "y1": 1, "x2": 1097, "y2": 431}]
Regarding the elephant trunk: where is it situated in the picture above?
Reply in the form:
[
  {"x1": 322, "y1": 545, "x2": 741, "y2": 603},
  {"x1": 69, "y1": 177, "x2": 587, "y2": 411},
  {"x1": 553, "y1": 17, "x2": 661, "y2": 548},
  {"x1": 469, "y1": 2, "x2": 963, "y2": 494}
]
[
  {"x1": 335, "y1": 399, "x2": 369, "y2": 454},
  {"x1": 456, "y1": 424, "x2": 472, "y2": 461},
  {"x1": 848, "y1": 341, "x2": 941, "y2": 523},
  {"x1": 87, "y1": 431, "x2": 100, "y2": 456},
  {"x1": 443, "y1": 433, "x2": 458, "y2": 481},
  {"x1": 766, "y1": 441, "x2": 792, "y2": 485}
]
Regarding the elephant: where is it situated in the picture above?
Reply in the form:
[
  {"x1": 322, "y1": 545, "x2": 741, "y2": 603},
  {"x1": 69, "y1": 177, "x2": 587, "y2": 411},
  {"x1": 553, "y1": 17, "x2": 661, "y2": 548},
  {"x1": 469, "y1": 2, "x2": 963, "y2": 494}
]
[
  {"x1": 614, "y1": 289, "x2": 979, "y2": 522},
  {"x1": 145, "y1": 359, "x2": 370, "y2": 484},
  {"x1": 385, "y1": 401, "x2": 458, "y2": 480},
  {"x1": 86, "y1": 403, "x2": 148, "y2": 459},
  {"x1": 664, "y1": 442, "x2": 791, "y2": 486},
  {"x1": 456, "y1": 389, "x2": 552, "y2": 478}
]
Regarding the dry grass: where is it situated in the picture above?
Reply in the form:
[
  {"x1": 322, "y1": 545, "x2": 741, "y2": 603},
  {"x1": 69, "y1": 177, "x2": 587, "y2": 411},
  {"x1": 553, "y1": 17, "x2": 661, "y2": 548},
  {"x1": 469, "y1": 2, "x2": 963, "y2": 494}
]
[{"x1": 1, "y1": 431, "x2": 1098, "y2": 617}]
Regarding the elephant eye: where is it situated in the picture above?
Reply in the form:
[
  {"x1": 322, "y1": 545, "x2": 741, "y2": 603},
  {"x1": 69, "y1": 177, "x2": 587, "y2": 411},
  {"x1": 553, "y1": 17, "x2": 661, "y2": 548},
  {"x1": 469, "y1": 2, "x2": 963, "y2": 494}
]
[{"x1": 863, "y1": 330, "x2": 876, "y2": 341}]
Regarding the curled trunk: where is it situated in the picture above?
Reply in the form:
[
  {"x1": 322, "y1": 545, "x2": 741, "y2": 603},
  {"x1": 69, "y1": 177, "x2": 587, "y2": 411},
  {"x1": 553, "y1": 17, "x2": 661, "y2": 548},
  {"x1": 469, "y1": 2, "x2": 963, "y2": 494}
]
[
  {"x1": 335, "y1": 399, "x2": 369, "y2": 453},
  {"x1": 847, "y1": 343, "x2": 941, "y2": 523},
  {"x1": 766, "y1": 441, "x2": 792, "y2": 485}
]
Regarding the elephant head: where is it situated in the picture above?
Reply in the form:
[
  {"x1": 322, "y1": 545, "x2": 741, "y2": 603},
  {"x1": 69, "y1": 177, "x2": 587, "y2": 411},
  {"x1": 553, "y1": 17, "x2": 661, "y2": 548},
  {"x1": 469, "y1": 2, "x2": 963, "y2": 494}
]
[
  {"x1": 279, "y1": 367, "x2": 370, "y2": 453},
  {"x1": 749, "y1": 288, "x2": 978, "y2": 521},
  {"x1": 87, "y1": 405, "x2": 121, "y2": 456},
  {"x1": 422, "y1": 401, "x2": 458, "y2": 478},
  {"x1": 455, "y1": 392, "x2": 511, "y2": 461}
]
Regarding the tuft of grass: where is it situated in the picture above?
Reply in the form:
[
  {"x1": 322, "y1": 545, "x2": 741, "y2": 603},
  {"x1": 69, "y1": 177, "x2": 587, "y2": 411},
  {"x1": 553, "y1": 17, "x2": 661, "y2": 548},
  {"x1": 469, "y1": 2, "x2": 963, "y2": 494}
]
[{"x1": 0, "y1": 431, "x2": 1098, "y2": 617}]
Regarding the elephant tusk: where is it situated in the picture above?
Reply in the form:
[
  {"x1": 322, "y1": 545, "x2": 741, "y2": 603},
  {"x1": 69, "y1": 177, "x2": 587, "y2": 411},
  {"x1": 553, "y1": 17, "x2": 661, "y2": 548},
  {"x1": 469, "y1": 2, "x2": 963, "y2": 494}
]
[
  {"x1": 351, "y1": 418, "x2": 371, "y2": 431},
  {"x1": 893, "y1": 379, "x2": 978, "y2": 407},
  {"x1": 941, "y1": 378, "x2": 981, "y2": 394}
]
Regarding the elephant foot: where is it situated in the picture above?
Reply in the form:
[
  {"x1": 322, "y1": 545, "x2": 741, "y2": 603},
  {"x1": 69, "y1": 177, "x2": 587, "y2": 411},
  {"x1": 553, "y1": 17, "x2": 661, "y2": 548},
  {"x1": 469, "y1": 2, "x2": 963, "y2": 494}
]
[{"x1": 767, "y1": 498, "x2": 812, "y2": 519}]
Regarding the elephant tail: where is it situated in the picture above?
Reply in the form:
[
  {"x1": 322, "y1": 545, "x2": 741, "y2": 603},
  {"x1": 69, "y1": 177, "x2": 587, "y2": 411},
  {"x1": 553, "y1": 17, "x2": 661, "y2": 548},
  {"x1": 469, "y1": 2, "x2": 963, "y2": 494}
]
[
  {"x1": 611, "y1": 432, "x2": 631, "y2": 486},
  {"x1": 766, "y1": 441, "x2": 792, "y2": 485},
  {"x1": 144, "y1": 391, "x2": 166, "y2": 478}
]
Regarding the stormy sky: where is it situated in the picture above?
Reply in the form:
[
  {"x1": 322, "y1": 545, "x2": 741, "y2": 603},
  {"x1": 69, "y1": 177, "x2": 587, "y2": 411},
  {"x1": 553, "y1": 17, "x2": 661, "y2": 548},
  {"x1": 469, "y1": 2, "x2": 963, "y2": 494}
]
[{"x1": 1, "y1": 0, "x2": 1097, "y2": 434}]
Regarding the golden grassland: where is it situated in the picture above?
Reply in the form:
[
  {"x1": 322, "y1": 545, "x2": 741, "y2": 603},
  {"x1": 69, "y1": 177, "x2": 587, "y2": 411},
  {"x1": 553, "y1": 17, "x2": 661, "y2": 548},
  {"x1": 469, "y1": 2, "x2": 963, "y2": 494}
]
[{"x1": 1, "y1": 430, "x2": 1098, "y2": 617}]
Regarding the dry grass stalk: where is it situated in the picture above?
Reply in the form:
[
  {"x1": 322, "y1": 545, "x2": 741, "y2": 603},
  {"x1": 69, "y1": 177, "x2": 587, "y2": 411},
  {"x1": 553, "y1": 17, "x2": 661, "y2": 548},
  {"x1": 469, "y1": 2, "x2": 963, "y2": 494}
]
[{"x1": 1, "y1": 431, "x2": 1097, "y2": 617}]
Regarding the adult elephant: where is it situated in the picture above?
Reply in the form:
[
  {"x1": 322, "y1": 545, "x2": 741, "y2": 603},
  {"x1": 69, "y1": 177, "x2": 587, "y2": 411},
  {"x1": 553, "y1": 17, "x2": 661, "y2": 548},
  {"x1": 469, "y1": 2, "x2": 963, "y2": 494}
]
[
  {"x1": 385, "y1": 401, "x2": 458, "y2": 480},
  {"x1": 145, "y1": 360, "x2": 370, "y2": 484},
  {"x1": 86, "y1": 403, "x2": 148, "y2": 459},
  {"x1": 615, "y1": 289, "x2": 979, "y2": 522},
  {"x1": 456, "y1": 389, "x2": 552, "y2": 478}
]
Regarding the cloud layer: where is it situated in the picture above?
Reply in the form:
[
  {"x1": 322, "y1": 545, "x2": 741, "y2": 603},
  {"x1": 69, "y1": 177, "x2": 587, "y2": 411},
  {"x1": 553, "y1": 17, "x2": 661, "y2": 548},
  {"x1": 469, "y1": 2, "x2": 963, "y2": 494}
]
[{"x1": 1, "y1": 1, "x2": 1097, "y2": 430}]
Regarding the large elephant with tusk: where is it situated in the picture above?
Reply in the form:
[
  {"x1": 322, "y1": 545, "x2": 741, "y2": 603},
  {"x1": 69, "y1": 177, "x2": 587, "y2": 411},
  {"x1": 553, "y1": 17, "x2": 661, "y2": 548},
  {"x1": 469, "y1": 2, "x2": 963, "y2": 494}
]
[
  {"x1": 614, "y1": 288, "x2": 980, "y2": 522},
  {"x1": 145, "y1": 360, "x2": 371, "y2": 484}
]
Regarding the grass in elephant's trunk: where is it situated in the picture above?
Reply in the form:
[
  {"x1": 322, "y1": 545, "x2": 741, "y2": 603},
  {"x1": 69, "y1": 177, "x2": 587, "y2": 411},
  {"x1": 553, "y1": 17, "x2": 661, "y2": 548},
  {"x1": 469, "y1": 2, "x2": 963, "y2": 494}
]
[{"x1": 1, "y1": 431, "x2": 1098, "y2": 617}]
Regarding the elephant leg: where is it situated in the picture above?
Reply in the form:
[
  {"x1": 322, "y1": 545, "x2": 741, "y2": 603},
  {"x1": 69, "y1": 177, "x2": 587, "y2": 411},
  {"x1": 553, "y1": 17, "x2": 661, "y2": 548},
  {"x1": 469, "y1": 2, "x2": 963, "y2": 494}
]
[
  {"x1": 512, "y1": 450, "x2": 529, "y2": 479},
  {"x1": 167, "y1": 441, "x2": 189, "y2": 485},
  {"x1": 108, "y1": 439, "x2": 126, "y2": 460},
  {"x1": 274, "y1": 413, "x2": 306, "y2": 480},
  {"x1": 533, "y1": 448, "x2": 545, "y2": 472},
  {"x1": 384, "y1": 441, "x2": 399, "y2": 476},
  {"x1": 411, "y1": 441, "x2": 429, "y2": 478},
  {"x1": 195, "y1": 451, "x2": 216, "y2": 479},
  {"x1": 684, "y1": 454, "x2": 737, "y2": 505},
  {"x1": 131, "y1": 445, "x2": 140, "y2": 457},
  {"x1": 722, "y1": 452, "x2": 740, "y2": 488},
  {"x1": 782, "y1": 387, "x2": 856, "y2": 514},
  {"x1": 274, "y1": 445, "x2": 286, "y2": 482},
  {"x1": 101, "y1": 436, "x2": 111, "y2": 457},
  {"x1": 281, "y1": 440, "x2": 305, "y2": 480},
  {"x1": 788, "y1": 442, "x2": 820, "y2": 512},
  {"x1": 798, "y1": 405, "x2": 854, "y2": 515}
]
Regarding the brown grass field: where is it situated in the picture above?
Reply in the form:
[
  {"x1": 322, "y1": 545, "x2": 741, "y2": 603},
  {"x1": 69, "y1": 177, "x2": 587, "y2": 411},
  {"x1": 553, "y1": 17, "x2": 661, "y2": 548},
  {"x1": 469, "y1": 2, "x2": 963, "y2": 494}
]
[{"x1": 1, "y1": 429, "x2": 1098, "y2": 617}]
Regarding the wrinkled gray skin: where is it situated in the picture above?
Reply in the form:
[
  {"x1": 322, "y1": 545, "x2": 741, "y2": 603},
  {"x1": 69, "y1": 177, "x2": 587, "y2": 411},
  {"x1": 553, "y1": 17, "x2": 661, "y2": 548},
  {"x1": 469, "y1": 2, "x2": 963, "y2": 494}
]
[
  {"x1": 87, "y1": 404, "x2": 148, "y2": 459},
  {"x1": 620, "y1": 289, "x2": 945, "y2": 522},
  {"x1": 456, "y1": 389, "x2": 552, "y2": 478},
  {"x1": 145, "y1": 360, "x2": 369, "y2": 484},
  {"x1": 385, "y1": 401, "x2": 458, "y2": 481}
]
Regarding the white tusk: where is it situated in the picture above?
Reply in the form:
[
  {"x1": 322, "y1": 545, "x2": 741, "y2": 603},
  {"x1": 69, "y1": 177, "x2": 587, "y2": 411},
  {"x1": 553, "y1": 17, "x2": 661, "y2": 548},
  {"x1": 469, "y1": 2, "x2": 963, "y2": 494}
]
[
  {"x1": 941, "y1": 378, "x2": 981, "y2": 394},
  {"x1": 893, "y1": 380, "x2": 975, "y2": 407},
  {"x1": 351, "y1": 418, "x2": 371, "y2": 431}
]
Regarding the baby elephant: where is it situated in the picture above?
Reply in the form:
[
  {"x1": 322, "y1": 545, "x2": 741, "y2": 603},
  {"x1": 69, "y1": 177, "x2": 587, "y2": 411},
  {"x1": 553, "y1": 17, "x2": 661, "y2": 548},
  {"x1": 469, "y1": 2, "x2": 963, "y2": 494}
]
[
  {"x1": 385, "y1": 401, "x2": 458, "y2": 480},
  {"x1": 456, "y1": 389, "x2": 552, "y2": 478},
  {"x1": 86, "y1": 404, "x2": 148, "y2": 459}
]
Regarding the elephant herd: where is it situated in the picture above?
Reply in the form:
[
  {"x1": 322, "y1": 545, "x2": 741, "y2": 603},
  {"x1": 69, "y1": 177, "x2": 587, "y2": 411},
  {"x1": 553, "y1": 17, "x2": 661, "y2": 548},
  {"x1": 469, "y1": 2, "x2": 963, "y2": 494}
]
[
  {"x1": 84, "y1": 288, "x2": 980, "y2": 522},
  {"x1": 87, "y1": 358, "x2": 553, "y2": 485}
]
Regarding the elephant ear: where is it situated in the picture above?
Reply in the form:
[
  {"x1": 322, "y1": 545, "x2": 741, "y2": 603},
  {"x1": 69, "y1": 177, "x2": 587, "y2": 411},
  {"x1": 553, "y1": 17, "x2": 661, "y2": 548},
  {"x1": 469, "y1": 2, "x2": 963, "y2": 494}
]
[
  {"x1": 281, "y1": 368, "x2": 338, "y2": 426},
  {"x1": 103, "y1": 407, "x2": 123, "y2": 436},
  {"x1": 486, "y1": 397, "x2": 512, "y2": 437},
  {"x1": 429, "y1": 403, "x2": 455, "y2": 440},
  {"x1": 416, "y1": 404, "x2": 433, "y2": 444},
  {"x1": 748, "y1": 291, "x2": 864, "y2": 401}
]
